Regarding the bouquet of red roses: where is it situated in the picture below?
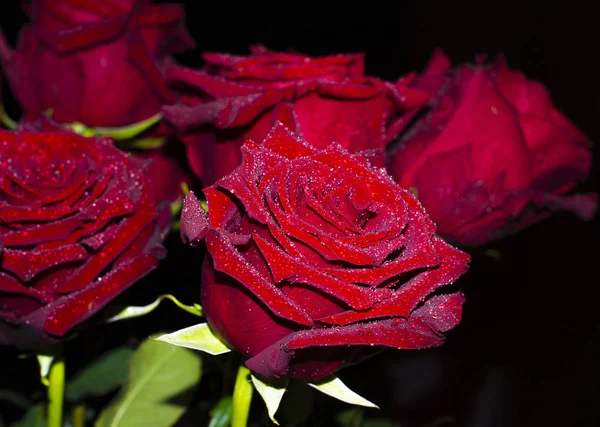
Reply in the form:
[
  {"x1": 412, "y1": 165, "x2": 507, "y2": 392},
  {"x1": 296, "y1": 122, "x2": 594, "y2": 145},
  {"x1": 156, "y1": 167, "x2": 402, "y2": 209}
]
[{"x1": 1, "y1": 2, "x2": 596, "y2": 426}]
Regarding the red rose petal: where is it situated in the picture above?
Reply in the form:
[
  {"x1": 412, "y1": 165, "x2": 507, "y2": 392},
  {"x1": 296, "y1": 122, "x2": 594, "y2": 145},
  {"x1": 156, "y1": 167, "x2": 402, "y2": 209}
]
[
  {"x1": 2, "y1": 245, "x2": 88, "y2": 282},
  {"x1": 1, "y1": 217, "x2": 83, "y2": 247},
  {"x1": 166, "y1": 68, "x2": 258, "y2": 98},
  {"x1": 43, "y1": 253, "x2": 159, "y2": 336},
  {"x1": 253, "y1": 233, "x2": 391, "y2": 310},
  {"x1": 260, "y1": 122, "x2": 316, "y2": 159},
  {"x1": 205, "y1": 230, "x2": 313, "y2": 326},
  {"x1": 318, "y1": 238, "x2": 469, "y2": 325},
  {"x1": 55, "y1": 191, "x2": 155, "y2": 293},
  {"x1": 0, "y1": 272, "x2": 52, "y2": 302},
  {"x1": 411, "y1": 293, "x2": 465, "y2": 333},
  {"x1": 0, "y1": 203, "x2": 76, "y2": 223},
  {"x1": 38, "y1": 18, "x2": 128, "y2": 54},
  {"x1": 246, "y1": 316, "x2": 445, "y2": 379},
  {"x1": 180, "y1": 191, "x2": 209, "y2": 245}
]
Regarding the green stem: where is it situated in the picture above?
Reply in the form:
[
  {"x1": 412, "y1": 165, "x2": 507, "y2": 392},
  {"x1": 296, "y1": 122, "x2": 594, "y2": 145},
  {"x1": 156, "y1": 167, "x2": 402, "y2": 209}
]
[
  {"x1": 47, "y1": 347, "x2": 65, "y2": 427},
  {"x1": 72, "y1": 403, "x2": 86, "y2": 427},
  {"x1": 231, "y1": 363, "x2": 253, "y2": 427}
]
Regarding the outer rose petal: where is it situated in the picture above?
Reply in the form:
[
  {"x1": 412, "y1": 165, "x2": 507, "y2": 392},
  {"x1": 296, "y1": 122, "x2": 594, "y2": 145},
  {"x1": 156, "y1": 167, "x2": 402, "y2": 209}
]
[{"x1": 246, "y1": 294, "x2": 464, "y2": 381}]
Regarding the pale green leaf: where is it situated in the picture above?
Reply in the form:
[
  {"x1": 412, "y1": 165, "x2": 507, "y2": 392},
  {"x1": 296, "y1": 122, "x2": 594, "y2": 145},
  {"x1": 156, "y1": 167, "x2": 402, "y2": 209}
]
[
  {"x1": 208, "y1": 396, "x2": 233, "y2": 427},
  {"x1": 66, "y1": 347, "x2": 133, "y2": 401},
  {"x1": 105, "y1": 294, "x2": 202, "y2": 323},
  {"x1": 250, "y1": 374, "x2": 288, "y2": 425},
  {"x1": 95, "y1": 338, "x2": 201, "y2": 427},
  {"x1": 154, "y1": 323, "x2": 231, "y2": 355},
  {"x1": 36, "y1": 354, "x2": 54, "y2": 387},
  {"x1": 309, "y1": 375, "x2": 378, "y2": 408}
]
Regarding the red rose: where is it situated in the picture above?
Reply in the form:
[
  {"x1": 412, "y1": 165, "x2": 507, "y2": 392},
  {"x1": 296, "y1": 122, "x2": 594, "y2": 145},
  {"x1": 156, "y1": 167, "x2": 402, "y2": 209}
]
[
  {"x1": 0, "y1": 127, "x2": 166, "y2": 349},
  {"x1": 180, "y1": 123, "x2": 469, "y2": 380},
  {"x1": 164, "y1": 44, "x2": 428, "y2": 186},
  {"x1": 0, "y1": 0, "x2": 194, "y2": 127},
  {"x1": 388, "y1": 50, "x2": 597, "y2": 246}
]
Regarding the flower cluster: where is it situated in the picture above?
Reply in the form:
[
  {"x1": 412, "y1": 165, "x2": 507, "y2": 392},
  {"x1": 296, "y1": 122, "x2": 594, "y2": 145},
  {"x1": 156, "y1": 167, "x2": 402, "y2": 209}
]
[{"x1": 0, "y1": 0, "x2": 595, "y2": 390}]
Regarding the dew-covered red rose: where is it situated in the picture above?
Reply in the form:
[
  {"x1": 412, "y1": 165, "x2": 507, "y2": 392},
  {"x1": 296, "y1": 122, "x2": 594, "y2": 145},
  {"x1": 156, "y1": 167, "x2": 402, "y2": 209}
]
[
  {"x1": 388, "y1": 50, "x2": 597, "y2": 246},
  {"x1": 0, "y1": 128, "x2": 166, "y2": 348},
  {"x1": 180, "y1": 123, "x2": 469, "y2": 381},
  {"x1": 0, "y1": 0, "x2": 193, "y2": 127},
  {"x1": 163, "y1": 44, "x2": 428, "y2": 186}
]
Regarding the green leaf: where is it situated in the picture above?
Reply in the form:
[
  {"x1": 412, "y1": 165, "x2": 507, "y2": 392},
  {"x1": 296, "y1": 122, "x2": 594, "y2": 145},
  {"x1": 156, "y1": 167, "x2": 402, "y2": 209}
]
[
  {"x1": 36, "y1": 354, "x2": 54, "y2": 387},
  {"x1": 208, "y1": 397, "x2": 233, "y2": 427},
  {"x1": 105, "y1": 294, "x2": 202, "y2": 323},
  {"x1": 335, "y1": 407, "x2": 364, "y2": 427},
  {"x1": 95, "y1": 338, "x2": 201, "y2": 427},
  {"x1": 10, "y1": 404, "x2": 45, "y2": 427},
  {"x1": 0, "y1": 389, "x2": 30, "y2": 409},
  {"x1": 68, "y1": 113, "x2": 162, "y2": 141},
  {"x1": 250, "y1": 374, "x2": 288, "y2": 425},
  {"x1": 154, "y1": 323, "x2": 231, "y2": 355},
  {"x1": 309, "y1": 375, "x2": 378, "y2": 409},
  {"x1": 66, "y1": 347, "x2": 134, "y2": 401}
]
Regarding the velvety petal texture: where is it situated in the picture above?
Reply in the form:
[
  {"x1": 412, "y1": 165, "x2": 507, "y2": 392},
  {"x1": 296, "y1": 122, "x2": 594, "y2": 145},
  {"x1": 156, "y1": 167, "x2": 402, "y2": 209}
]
[
  {"x1": 164, "y1": 45, "x2": 429, "y2": 186},
  {"x1": 388, "y1": 49, "x2": 597, "y2": 246},
  {"x1": 0, "y1": 0, "x2": 194, "y2": 127},
  {"x1": 0, "y1": 127, "x2": 166, "y2": 348},
  {"x1": 181, "y1": 123, "x2": 469, "y2": 381}
]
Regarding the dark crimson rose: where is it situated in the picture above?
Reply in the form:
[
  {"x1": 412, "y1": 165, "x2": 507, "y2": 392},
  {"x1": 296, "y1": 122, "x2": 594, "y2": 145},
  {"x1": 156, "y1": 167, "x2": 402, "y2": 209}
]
[
  {"x1": 0, "y1": 128, "x2": 166, "y2": 349},
  {"x1": 388, "y1": 49, "x2": 597, "y2": 246},
  {"x1": 164, "y1": 44, "x2": 428, "y2": 186},
  {"x1": 180, "y1": 123, "x2": 469, "y2": 381},
  {"x1": 0, "y1": 0, "x2": 194, "y2": 127}
]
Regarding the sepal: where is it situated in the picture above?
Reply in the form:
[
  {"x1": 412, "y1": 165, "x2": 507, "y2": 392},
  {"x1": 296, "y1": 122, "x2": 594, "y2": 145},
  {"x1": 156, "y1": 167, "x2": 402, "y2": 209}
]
[
  {"x1": 154, "y1": 323, "x2": 231, "y2": 355},
  {"x1": 308, "y1": 375, "x2": 378, "y2": 408},
  {"x1": 250, "y1": 374, "x2": 288, "y2": 425}
]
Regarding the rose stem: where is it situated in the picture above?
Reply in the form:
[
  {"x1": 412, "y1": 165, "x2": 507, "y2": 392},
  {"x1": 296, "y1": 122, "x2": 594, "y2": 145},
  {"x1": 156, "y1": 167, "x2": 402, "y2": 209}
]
[
  {"x1": 231, "y1": 363, "x2": 254, "y2": 427},
  {"x1": 72, "y1": 403, "x2": 86, "y2": 427},
  {"x1": 46, "y1": 346, "x2": 65, "y2": 427}
]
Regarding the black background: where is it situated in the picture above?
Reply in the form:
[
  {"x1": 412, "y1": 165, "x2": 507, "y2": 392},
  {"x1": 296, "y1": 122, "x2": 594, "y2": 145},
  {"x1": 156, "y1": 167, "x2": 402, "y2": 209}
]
[{"x1": 1, "y1": 1, "x2": 598, "y2": 426}]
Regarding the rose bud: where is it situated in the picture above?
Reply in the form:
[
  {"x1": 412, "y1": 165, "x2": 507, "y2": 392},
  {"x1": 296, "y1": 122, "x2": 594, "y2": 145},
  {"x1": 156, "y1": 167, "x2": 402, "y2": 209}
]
[
  {"x1": 0, "y1": 0, "x2": 193, "y2": 127},
  {"x1": 180, "y1": 123, "x2": 469, "y2": 381},
  {"x1": 0, "y1": 128, "x2": 166, "y2": 349},
  {"x1": 388, "y1": 49, "x2": 597, "y2": 246},
  {"x1": 163, "y1": 44, "x2": 428, "y2": 186}
]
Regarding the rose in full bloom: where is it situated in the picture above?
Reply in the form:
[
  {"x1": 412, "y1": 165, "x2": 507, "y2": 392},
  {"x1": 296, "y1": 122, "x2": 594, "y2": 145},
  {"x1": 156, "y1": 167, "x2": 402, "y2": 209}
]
[
  {"x1": 163, "y1": 44, "x2": 428, "y2": 186},
  {"x1": 388, "y1": 49, "x2": 597, "y2": 246},
  {"x1": 0, "y1": 127, "x2": 166, "y2": 348},
  {"x1": 0, "y1": 0, "x2": 194, "y2": 127},
  {"x1": 180, "y1": 123, "x2": 469, "y2": 381}
]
